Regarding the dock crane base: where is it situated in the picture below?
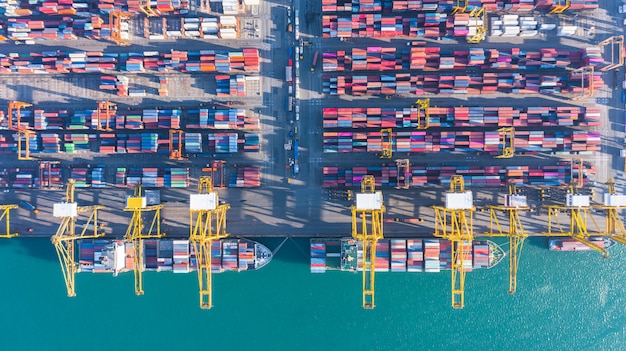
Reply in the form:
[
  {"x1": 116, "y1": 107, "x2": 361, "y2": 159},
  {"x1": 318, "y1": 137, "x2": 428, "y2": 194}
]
[
  {"x1": 351, "y1": 175, "x2": 385, "y2": 309},
  {"x1": 124, "y1": 183, "x2": 164, "y2": 296},
  {"x1": 189, "y1": 177, "x2": 230, "y2": 309}
]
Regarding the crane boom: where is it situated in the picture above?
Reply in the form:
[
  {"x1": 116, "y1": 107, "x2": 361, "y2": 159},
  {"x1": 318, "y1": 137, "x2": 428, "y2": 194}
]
[
  {"x1": 189, "y1": 176, "x2": 230, "y2": 309},
  {"x1": 123, "y1": 182, "x2": 164, "y2": 295},
  {"x1": 543, "y1": 184, "x2": 609, "y2": 258},
  {"x1": 351, "y1": 175, "x2": 385, "y2": 308},
  {"x1": 433, "y1": 175, "x2": 474, "y2": 308},
  {"x1": 51, "y1": 180, "x2": 105, "y2": 297},
  {"x1": 485, "y1": 183, "x2": 530, "y2": 294}
]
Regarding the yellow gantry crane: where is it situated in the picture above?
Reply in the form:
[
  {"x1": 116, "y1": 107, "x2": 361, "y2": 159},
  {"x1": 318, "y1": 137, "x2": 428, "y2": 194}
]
[
  {"x1": 496, "y1": 127, "x2": 515, "y2": 158},
  {"x1": 351, "y1": 175, "x2": 385, "y2": 309},
  {"x1": 542, "y1": 183, "x2": 610, "y2": 258},
  {"x1": 484, "y1": 183, "x2": 531, "y2": 294},
  {"x1": 598, "y1": 179, "x2": 626, "y2": 245},
  {"x1": 549, "y1": 0, "x2": 570, "y2": 14},
  {"x1": 51, "y1": 179, "x2": 105, "y2": 297},
  {"x1": 433, "y1": 175, "x2": 474, "y2": 308},
  {"x1": 380, "y1": 128, "x2": 393, "y2": 159},
  {"x1": 17, "y1": 129, "x2": 35, "y2": 160},
  {"x1": 140, "y1": 0, "x2": 159, "y2": 17},
  {"x1": 453, "y1": 0, "x2": 467, "y2": 14},
  {"x1": 467, "y1": 7, "x2": 487, "y2": 44},
  {"x1": 0, "y1": 204, "x2": 18, "y2": 238},
  {"x1": 413, "y1": 98, "x2": 430, "y2": 130},
  {"x1": 189, "y1": 176, "x2": 230, "y2": 309},
  {"x1": 124, "y1": 182, "x2": 164, "y2": 295}
]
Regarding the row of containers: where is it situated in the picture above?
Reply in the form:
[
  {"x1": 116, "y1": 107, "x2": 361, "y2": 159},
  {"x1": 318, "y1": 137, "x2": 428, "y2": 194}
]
[
  {"x1": 0, "y1": 49, "x2": 261, "y2": 74},
  {"x1": 143, "y1": 16, "x2": 241, "y2": 40},
  {"x1": 0, "y1": 165, "x2": 261, "y2": 188},
  {"x1": 0, "y1": 132, "x2": 260, "y2": 154},
  {"x1": 100, "y1": 75, "x2": 130, "y2": 96},
  {"x1": 1, "y1": 15, "x2": 242, "y2": 43},
  {"x1": 320, "y1": 0, "x2": 598, "y2": 13},
  {"x1": 321, "y1": 161, "x2": 593, "y2": 188},
  {"x1": 321, "y1": 11, "x2": 583, "y2": 40},
  {"x1": 229, "y1": 167, "x2": 261, "y2": 188},
  {"x1": 117, "y1": 167, "x2": 260, "y2": 188},
  {"x1": 322, "y1": 106, "x2": 602, "y2": 128},
  {"x1": 322, "y1": 46, "x2": 604, "y2": 72},
  {"x1": 323, "y1": 72, "x2": 604, "y2": 95},
  {"x1": 2, "y1": 0, "x2": 260, "y2": 17},
  {"x1": 311, "y1": 239, "x2": 492, "y2": 274},
  {"x1": 0, "y1": 165, "x2": 101, "y2": 188},
  {"x1": 115, "y1": 167, "x2": 189, "y2": 188},
  {"x1": 70, "y1": 167, "x2": 106, "y2": 187},
  {"x1": 1, "y1": 0, "x2": 191, "y2": 17},
  {"x1": 1, "y1": 107, "x2": 259, "y2": 131},
  {"x1": 322, "y1": 130, "x2": 601, "y2": 154},
  {"x1": 216, "y1": 75, "x2": 247, "y2": 96},
  {"x1": 0, "y1": 166, "x2": 62, "y2": 189}
]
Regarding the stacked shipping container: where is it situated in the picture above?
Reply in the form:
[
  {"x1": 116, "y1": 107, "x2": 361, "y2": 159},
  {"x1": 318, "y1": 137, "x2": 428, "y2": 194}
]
[
  {"x1": 0, "y1": 49, "x2": 261, "y2": 74},
  {"x1": 323, "y1": 47, "x2": 599, "y2": 72},
  {"x1": 322, "y1": 106, "x2": 600, "y2": 128},
  {"x1": 323, "y1": 72, "x2": 604, "y2": 96},
  {"x1": 322, "y1": 162, "x2": 592, "y2": 188},
  {"x1": 322, "y1": 130, "x2": 600, "y2": 154}
]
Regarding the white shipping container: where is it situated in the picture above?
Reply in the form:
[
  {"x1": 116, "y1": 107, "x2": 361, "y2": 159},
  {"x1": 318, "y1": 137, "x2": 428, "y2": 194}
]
[
  {"x1": 539, "y1": 24, "x2": 556, "y2": 30},
  {"x1": 502, "y1": 15, "x2": 519, "y2": 21},
  {"x1": 519, "y1": 30, "x2": 538, "y2": 37}
]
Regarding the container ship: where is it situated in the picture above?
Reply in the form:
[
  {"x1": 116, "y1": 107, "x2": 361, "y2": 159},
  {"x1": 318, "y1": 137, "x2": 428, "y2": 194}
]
[
  {"x1": 78, "y1": 238, "x2": 272, "y2": 275},
  {"x1": 310, "y1": 238, "x2": 505, "y2": 273},
  {"x1": 548, "y1": 237, "x2": 616, "y2": 252}
]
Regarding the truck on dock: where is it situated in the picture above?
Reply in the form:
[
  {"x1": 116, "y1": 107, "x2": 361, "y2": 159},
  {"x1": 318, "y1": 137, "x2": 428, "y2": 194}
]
[
  {"x1": 311, "y1": 51, "x2": 319, "y2": 71},
  {"x1": 19, "y1": 200, "x2": 39, "y2": 214}
]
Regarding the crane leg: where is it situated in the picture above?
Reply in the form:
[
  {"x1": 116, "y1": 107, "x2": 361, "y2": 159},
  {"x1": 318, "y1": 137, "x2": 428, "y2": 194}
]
[
  {"x1": 134, "y1": 238, "x2": 145, "y2": 295},
  {"x1": 451, "y1": 240, "x2": 467, "y2": 308},
  {"x1": 196, "y1": 241, "x2": 213, "y2": 309},
  {"x1": 508, "y1": 236, "x2": 523, "y2": 294},
  {"x1": 362, "y1": 241, "x2": 375, "y2": 309}
]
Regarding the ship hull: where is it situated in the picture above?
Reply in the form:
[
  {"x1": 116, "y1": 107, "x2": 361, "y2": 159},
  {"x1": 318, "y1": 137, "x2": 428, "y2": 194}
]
[
  {"x1": 78, "y1": 238, "x2": 272, "y2": 274},
  {"x1": 310, "y1": 238, "x2": 505, "y2": 273},
  {"x1": 548, "y1": 237, "x2": 616, "y2": 251}
]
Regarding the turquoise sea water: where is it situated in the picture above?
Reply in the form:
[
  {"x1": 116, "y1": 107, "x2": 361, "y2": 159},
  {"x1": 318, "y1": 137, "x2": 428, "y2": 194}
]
[{"x1": 1, "y1": 237, "x2": 625, "y2": 351}]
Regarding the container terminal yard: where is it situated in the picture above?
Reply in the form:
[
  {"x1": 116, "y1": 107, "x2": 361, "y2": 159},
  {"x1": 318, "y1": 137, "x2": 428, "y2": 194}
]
[{"x1": 2, "y1": 0, "x2": 626, "y2": 309}]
